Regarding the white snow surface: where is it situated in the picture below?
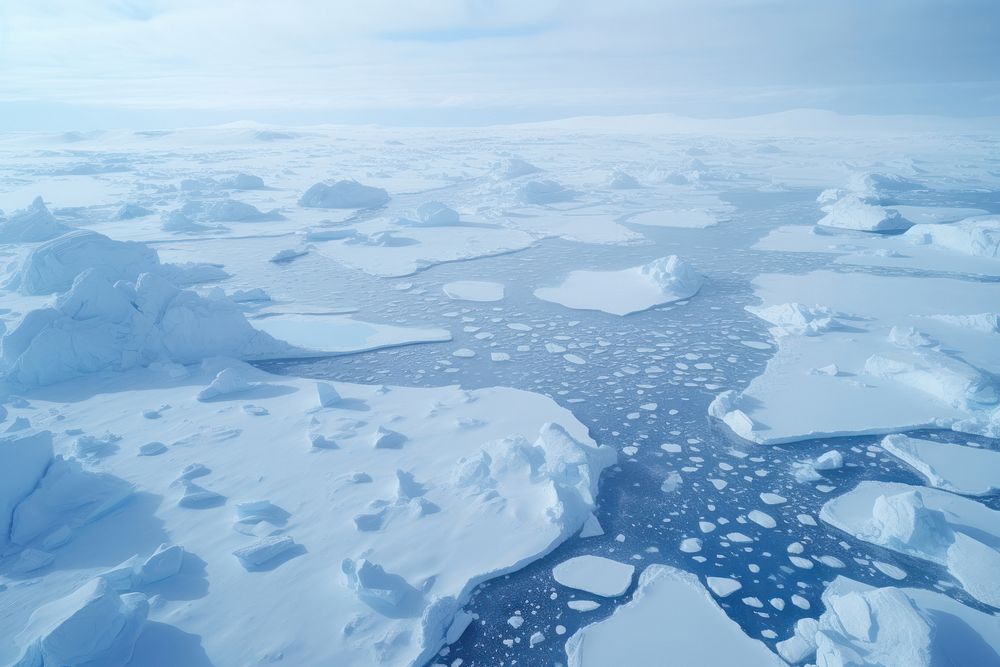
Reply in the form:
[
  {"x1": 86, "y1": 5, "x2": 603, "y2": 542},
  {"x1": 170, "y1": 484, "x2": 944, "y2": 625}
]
[
  {"x1": 565, "y1": 564, "x2": 783, "y2": 666},
  {"x1": 0, "y1": 362, "x2": 615, "y2": 666},
  {"x1": 534, "y1": 256, "x2": 702, "y2": 316}
]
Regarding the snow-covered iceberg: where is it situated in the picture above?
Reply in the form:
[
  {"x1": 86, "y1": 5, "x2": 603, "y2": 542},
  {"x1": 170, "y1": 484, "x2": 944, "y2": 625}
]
[
  {"x1": 821, "y1": 481, "x2": 1000, "y2": 608},
  {"x1": 0, "y1": 197, "x2": 70, "y2": 243},
  {"x1": 776, "y1": 575, "x2": 1000, "y2": 666},
  {"x1": 817, "y1": 195, "x2": 912, "y2": 233}
]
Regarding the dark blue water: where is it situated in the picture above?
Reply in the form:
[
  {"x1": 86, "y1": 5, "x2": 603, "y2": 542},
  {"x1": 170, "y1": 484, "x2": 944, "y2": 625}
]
[{"x1": 259, "y1": 188, "x2": 1000, "y2": 666}]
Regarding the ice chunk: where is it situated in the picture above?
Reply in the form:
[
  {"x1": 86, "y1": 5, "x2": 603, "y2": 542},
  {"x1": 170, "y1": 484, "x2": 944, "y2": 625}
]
[
  {"x1": 114, "y1": 203, "x2": 152, "y2": 220},
  {"x1": 316, "y1": 381, "x2": 341, "y2": 407},
  {"x1": 299, "y1": 180, "x2": 390, "y2": 209},
  {"x1": 0, "y1": 431, "x2": 53, "y2": 549},
  {"x1": 342, "y1": 558, "x2": 420, "y2": 613},
  {"x1": 0, "y1": 197, "x2": 69, "y2": 242},
  {"x1": 197, "y1": 368, "x2": 255, "y2": 401},
  {"x1": 817, "y1": 195, "x2": 912, "y2": 232},
  {"x1": 814, "y1": 449, "x2": 844, "y2": 470},
  {"x1": 373, "y1": 426, "x2": 407, "y2": 449},
  {"x1": 516, "y1": 179, "x2": 575, "y2": 205},
  {"x1": 139, "y1": 544, "x2": 185, "y2": 584},
  {"x1": 748, "y1": 510, "x2": 776, "y2": 528},
  {"x1": 579, "y1": 513, "x2": 604, "y2": 538},
  {"x1": 13, "y1": 577, "x2": 147, "y2": 667},
  {"x1": 535, "y1": 255, "x2": 702, "y2": 316},
  {"x1": 881, "y1": 433, "x2": 999, "y2": 496},
  {"x1": 552, "y1": 555, "x2": 635, "y2": 597},
  {"x1": 490, "y1": 157, "x2": 539, "y2": 179},
  {"x1": 746, "y1": 302, "x2": 842, "y2": 337},
  {"x1": 706, "y1": 577, "x2": 742, "y2": 598},
  {"x1": 415, "y1": 201, "x2": 460, "y2": 226},
  {"x1": 11, "y1": 456, "x2": 132, "y2": 546},
  {"x1": 233, "y1": 535, "x2": 298, "y2": 569}
]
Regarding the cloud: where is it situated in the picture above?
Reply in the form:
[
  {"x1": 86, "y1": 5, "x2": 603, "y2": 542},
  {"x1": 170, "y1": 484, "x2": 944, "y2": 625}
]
[{"x1": 0, "y1": 0, "x2": 997, "y2": 127}]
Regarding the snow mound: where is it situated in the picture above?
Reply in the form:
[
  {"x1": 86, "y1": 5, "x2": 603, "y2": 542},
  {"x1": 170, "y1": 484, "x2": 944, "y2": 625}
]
[
  {"x1": 0, "y1": 197, "x2": 70, "y2": 243},
  {"x1": 14, "y1": 577, "x2": 147, "y2": 667},
  {"x1": 565, "y1": 564, "x2": 783, "y2": 666},
  {"x1": 817, "y1": 195, "x2": 912, "y2": 232},
  {"x1": 299, "y1": 180, "x2": 390, "y2": 209},
  {"x1": 905, "y1": 216, "x2": 1000, "y2": 258},
  {"x1": 535, "y1": 255, "x2": 702, "y2": 316},
  {"x1": 415, "y1": 201, "x2": 460, "y2": 226},
  {"x1": 516, "y1": 179, "x2": 576, "y2": 205},
  {"x1": 1, "y1": 271, "x2": 294, "y2": 386},
  {"x1": 746, "y1": 302, "x2": 843, "y2": 337}
]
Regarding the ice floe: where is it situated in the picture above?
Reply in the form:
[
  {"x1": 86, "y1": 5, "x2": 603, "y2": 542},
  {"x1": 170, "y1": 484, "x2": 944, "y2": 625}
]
[
  {"x1": 534, "y1": 256, "x2": 702, "y2": 316},
  {"x1": 552, "y1": 555, "x2": 635, "y2": 597},
  {"x1": 565, "y1": 565, "x2": 783, "y2": 666},
  {"x1": 881, "y1": 433, "x2": 999, "y2": 496},
  {"x1": 777, "y1": 575, "x2": 1000, "y2": 666},
  {"x1": 821, "y1": 481, "x2": 1000, "y2": 607}
]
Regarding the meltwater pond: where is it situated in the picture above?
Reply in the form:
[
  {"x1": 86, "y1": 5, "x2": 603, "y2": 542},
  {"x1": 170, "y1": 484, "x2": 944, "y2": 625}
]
[{"x1": 259, "y1": 189, "x2": 1000, "y2": 666}]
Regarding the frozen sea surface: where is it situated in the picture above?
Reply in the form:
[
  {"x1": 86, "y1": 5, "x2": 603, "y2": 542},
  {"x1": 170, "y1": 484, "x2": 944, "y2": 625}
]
[
  {"x1": 259, "y1": 189, "x2": 1000, "y2": 665},
  {"x1": 3, "y1": 120, "x2": 1000, "y2": 666}
]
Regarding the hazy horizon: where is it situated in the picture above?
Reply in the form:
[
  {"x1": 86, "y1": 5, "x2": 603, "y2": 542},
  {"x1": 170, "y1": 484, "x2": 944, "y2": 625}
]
[{"x1": 2, "y1": 0, "x2": 999, "y2": 131}]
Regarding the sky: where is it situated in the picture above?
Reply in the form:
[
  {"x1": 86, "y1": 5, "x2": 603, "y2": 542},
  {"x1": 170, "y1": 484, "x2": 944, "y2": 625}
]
[{"x1": 0, "y1": 0, "x2": 998, "y2": 130}]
